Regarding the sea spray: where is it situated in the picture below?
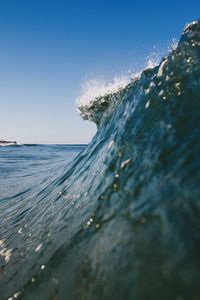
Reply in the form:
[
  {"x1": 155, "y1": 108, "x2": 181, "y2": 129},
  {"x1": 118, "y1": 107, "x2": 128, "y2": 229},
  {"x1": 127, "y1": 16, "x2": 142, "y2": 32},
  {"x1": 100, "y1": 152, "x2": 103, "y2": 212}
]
[{"x1": 77, "y1": 37, "x2": 178, "y2": 126}]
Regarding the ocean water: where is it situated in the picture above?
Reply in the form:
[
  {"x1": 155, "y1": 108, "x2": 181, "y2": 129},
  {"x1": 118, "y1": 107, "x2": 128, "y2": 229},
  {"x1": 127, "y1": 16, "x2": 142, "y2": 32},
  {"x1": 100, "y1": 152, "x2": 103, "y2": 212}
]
[
  {"x1": 1, "y1": 20, "x2": 200, "y2": 300},
  {"x1": 0, "y1": 145, "x2": 86, "y2": 299},
  {"x1": 0, "y1": 145, "x2": 85, "y2": 199}
]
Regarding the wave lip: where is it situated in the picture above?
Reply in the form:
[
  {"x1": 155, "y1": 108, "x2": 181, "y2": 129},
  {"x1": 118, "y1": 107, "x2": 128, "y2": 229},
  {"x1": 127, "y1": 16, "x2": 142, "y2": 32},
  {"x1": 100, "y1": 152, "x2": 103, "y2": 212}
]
[
  {"x1": 77, "y1": 77, "x2": 138, "y2": 126},
  {"x1": 77, "y1": 19, "x2": 200, "y2": 128}
]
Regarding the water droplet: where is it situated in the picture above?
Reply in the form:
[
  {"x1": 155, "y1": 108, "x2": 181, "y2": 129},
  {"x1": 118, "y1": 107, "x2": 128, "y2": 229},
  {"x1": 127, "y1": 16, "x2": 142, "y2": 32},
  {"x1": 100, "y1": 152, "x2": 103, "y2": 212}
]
[
  {"x1": 118, "y1": 151, "x2": 122, "y2": 157},
  {"x1": 145, "y1": 88, "x2": 150, "y2": 94},
  {"x1": 0, "y1": 247, "x2": 13, "y2": 263},
  {"x1": 108, "y1": 140, "x2": 114, "y2": 149},
  {"x1": 35, "y1": 244, "x2": 42, "y2": 252},
  {"x1": 113, "y1": 183, "x2": 118, "y2": 190},
  {"x1": 145, "y1": 101, "x2": 150, "y2": 109},
  {"x1": 121, "y1": 159, "x2": 131, "y2": 169},
  {"x1": 13, "y1": 292, "x2": 21, "y2": 299},
  {"x1": 150, "y1": 82, "x2": 155, "y2": 87},
  {"x1": 175, "y1": 82, "x2": 181, "y2": 89}
]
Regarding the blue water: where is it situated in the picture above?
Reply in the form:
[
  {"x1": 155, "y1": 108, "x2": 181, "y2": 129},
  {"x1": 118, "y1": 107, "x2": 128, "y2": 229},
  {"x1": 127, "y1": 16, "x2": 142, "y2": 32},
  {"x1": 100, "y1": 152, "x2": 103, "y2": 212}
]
[
  {"x1": 0, "y1": 144, "x2": 86, "y2": 300},
  {"x1": 1, "y1": 20, "x2": 200, "y2": 300},
  {"x1": 0, "y1": 145, "x2": 85, "y2": 199}
]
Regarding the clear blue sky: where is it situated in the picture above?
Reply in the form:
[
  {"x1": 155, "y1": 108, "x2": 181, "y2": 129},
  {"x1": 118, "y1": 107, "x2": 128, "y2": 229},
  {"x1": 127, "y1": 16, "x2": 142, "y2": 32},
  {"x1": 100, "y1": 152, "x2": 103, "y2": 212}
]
[{"x1": 0, "y1": 0, "x2": 199, "y2": 144}]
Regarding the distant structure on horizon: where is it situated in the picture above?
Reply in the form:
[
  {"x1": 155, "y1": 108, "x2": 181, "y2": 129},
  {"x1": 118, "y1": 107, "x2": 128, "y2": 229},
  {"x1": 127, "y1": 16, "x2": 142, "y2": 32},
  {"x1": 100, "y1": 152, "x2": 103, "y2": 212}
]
[{"x1": 0, "y1": 139, "x2": 17, "y2": 146}]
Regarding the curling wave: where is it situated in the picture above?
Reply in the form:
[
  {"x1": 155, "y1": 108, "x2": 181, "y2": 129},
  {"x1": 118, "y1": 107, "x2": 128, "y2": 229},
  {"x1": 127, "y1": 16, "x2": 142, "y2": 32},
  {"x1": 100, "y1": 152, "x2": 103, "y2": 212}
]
[{"x1": 1, "y1": 20, "x2": 200, "y2": 300}]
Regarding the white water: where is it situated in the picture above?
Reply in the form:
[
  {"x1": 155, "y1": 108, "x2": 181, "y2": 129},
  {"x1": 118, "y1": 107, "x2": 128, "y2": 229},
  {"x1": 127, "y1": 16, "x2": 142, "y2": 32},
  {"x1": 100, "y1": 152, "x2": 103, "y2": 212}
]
[
  {"x1": 77, "y1": 75, "x2": 132, "y2": 107},
  {"x1": 76, "y1": 38, "x2": 178, "y2": 110}
]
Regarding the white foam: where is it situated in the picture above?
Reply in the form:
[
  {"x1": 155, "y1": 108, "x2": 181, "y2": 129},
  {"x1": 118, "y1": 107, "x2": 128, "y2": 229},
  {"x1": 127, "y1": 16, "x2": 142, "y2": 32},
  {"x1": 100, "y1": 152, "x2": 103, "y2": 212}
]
[
  {"x1": 145, "y1": 49, "x2": 162, "y2": 69},
  {"x1": 76, "y1": 39, "x2": 179, "y2": 110},
  {"x1": 168, "y1": 38, "x2": 178, "y2": 52},
  {"x1": 76, "y1": 75, "x2": 133, "y2": 107},
  {"x1": 157, "y1": 59, "x2": 167, "y2": 77}
]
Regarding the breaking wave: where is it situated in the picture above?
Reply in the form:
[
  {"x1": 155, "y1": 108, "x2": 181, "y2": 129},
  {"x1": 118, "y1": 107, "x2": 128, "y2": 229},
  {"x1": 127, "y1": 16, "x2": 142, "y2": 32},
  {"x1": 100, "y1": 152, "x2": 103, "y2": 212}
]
[
  {"x1": 1, "y1": 20, "x2": 200, "y2": 300},
  {"x1": 76, "y1": 37, "x2": 178, "y2": 126}
]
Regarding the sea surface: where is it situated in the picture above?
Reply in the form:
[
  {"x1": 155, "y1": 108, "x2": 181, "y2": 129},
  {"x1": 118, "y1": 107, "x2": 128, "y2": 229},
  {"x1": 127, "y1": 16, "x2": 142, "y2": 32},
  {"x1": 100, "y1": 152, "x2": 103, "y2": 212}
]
[
  {"x1": 0, "y1": 144, "x2": 86, "y2": 300},
  {"x1": 0, "y1": 144, "x2": 85, "y2": 199},
  {"x1": 0, "y1": 20, "x2": 200, "y2": 300}
]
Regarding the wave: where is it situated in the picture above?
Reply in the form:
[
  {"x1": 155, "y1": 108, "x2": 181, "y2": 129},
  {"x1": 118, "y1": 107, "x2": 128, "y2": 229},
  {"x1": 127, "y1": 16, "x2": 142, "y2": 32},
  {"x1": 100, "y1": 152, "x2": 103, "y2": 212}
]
[{"x1": 1, "y1": 20, "x2": 200, "y2": 300}]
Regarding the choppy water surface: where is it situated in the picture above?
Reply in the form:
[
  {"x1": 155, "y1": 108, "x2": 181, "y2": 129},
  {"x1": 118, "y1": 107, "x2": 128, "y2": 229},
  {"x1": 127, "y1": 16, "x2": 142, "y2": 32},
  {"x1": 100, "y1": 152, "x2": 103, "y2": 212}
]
[
  {"x1": 0, "y1": 145, "x2": 85, "y2": 199},
  {"x1": 1, "y1": 20, "x2": 200, "y2": 300},
  {"x1": 0, "y1": 145, "x2": 85, "y2": 299}
]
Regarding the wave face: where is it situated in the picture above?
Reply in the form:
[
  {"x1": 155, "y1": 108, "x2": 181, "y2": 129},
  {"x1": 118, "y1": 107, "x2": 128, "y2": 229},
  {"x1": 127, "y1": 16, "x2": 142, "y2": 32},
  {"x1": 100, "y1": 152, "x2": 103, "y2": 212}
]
[{"x1": 1, "y1": 21, "x2": 200, "y2": 300}]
